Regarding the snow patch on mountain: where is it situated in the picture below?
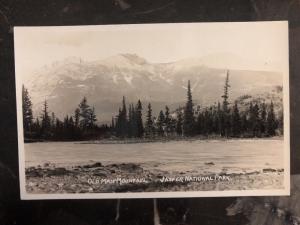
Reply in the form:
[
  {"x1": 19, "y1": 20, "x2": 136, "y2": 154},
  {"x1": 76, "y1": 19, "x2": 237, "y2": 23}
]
[{"x1": 24, "y1": 53, "x2": 283, "y2": 122}]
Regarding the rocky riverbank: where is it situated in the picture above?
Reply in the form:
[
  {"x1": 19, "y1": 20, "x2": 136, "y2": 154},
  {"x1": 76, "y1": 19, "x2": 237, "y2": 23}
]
[{"x1": 25, "y1": 162, "x2": 284, "y2": 194}]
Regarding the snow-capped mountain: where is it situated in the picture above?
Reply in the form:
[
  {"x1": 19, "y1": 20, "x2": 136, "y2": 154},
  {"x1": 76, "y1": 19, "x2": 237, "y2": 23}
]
[{"x1": 25, "y1": 54, "x2": 283, "y2": 123}]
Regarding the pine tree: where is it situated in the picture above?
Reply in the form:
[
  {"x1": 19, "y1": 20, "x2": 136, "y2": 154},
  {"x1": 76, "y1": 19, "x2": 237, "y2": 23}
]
[
  {"x1": 202, "y1": 108, "x2": 211, "y2": 135},
  {"x1": 122, "y1": 96, "x2": 127, "y2": 118},
  {"x1": 222, "y1": 70, "x2": 230, "y2": 112},
  {"x1": 120, "y1": 96, "x2": 128, "y2": 137},
  {"x1": 176, "y1": 111, "x2": 183, "y2": 136},
  {"x1": 74, "y1": 108, "x2": 80, "y2": 128},
  {"x1": 64, "y1": 115, "x2": 69, "y2": 129},
  {"x1": 63, "y1": 115, "x2": 70, "y2": 139},
  {"x1": 88, "y1": 106, "x2": 97, "y2": 128},
  {"x1": 22, "y1": 85, "x2": 33, "y2": 132},
  {"x1": 241, "y1": 113, "x2": 248, "y2": 135},
  {"x1": 183, "y1": 80, "x2": 195, "y2": 136},
  {"x1": 33, "y1": 118, "x2": 41, "y2": 137},
  {"x1": 260, "y1": 103, "x2": 267, "y2": 135},
  {"x1": 221, "y1": 71, "x2": 230, "y2": 137},
  {"x1": 207, "y1": 107, "x2": 214, "y2": 134},
  {"x1": 35, "y1": 118, "x2": 40, "y2": 129},
  {"x1": 128, "y1": 104, "x2": 133, "y2": 137},
  {"x1": 145, "y1": 103, "x2": 154, "y2": 137},
  {"x1": 115, "y1": 108, "x2": 122, "y2": 137},
  {"x1": 51, "y1": 112, "x2": 56, "y2": 129},
  {"x1": 267, "y1": 101, "x2": 277, "y2": 136},
  {"x1": 115, "y1": 96, "x2": 128, "y2": 137},
  {"x1": 216, "y1": 102, "x2": 222, "y2": 136},
  {"x1": 196, "y1": 111, "x2": 203, "y2": 135},
  {"x1": 111, "y1": 117, "x2": 115, "y2": 130},
  {"x1": 135, "y1": 100, "x2": 144, "y2": 138},
  {"x1": 249, "y1": 102, "x2": 260, "y2": 137},
  {"x1": 211, "y1": 104, "x2": 219, "y2": 134},
  {"x1": 69, "y1": 116, "x2": 74, "y2": 127},
  {"x1": 157, "y1": 110, "x2": 165, "y2": 136},
  {"x1": 277, "y1": 109, "x2": 284, "y2": 135},
  {"x1": 78, "y1": 97, "x2": 90, "y2": 129},
  {"x1": 55, "y1": 118, "x2": 63, "y2": 139},
  {"x1": 41, "y1": 100, "x2": 51, "y2": 137},
  {"x1": 164, "y1": 106, "x2": 171, "y2": 135},
  {"x1": 231, "y1": 101, "x2": 241, "y2": 137},
  {"x1": 131, "y1": 104, "x2": 139, "y2": 137}
]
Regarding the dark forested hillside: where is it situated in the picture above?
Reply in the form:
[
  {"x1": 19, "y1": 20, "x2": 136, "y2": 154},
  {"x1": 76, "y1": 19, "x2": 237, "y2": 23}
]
[{"x1": 22, "y1": 71, "x2": 283, "y2": 141}]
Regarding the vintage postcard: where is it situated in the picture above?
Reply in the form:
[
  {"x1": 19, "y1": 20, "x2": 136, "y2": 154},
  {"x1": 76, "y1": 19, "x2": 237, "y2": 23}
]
[{"x1": 14, "y1": 21, "x2": 290, "y2": 199}]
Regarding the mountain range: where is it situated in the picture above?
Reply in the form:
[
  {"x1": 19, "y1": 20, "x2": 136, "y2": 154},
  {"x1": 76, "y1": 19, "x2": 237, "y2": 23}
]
[{"x1": 25, "y1": 53, "x2": 283, "y2": 123}]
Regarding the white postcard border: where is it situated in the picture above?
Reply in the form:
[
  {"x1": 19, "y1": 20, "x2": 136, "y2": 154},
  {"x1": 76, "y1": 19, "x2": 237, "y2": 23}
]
[{"x1": 14, "y1": 21, "x2": 290, "y2": 200}]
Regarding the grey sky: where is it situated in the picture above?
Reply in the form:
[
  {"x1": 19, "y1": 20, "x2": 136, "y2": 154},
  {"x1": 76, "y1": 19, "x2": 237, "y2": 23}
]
[{"x1": 14, "y1": 21, "x2": 288, "y2": 81}]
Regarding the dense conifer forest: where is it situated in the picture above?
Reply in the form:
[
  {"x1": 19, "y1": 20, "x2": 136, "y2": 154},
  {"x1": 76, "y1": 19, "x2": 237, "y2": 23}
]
[{"x1": 22, "y1": 72, "x2": 283, "y2": 142}]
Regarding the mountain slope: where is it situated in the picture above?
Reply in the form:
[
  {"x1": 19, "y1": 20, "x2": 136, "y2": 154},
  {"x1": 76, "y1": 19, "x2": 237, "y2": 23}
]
[{"x1": 25, "y1": 54, "x2": 283, "y2": 123}]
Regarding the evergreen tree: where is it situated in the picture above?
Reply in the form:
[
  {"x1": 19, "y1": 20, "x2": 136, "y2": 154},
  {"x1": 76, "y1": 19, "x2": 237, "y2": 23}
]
[
  {"x1": 40, "y1": 100, "x2": 51, "y2": 137},
  {"x1": 115, "y1": 108, "x2": 122, "y2": 137},
  {"x1": 78, "y1": 97, "x2": 90, "y2": 129},
  {"x1": 260, "y1": 103, "x2": 267, "y2": 135},
  {"x1": 63, "y1": 115, "x2": 71, "y2": 139},
  {"x1": 22, "y1": 85, "x2": 33, "y2": 132},
  {"x1": 55, "y1": 118, "x2": 63, "y2": 139},
  {"x1": 249, "y1": 103, "x2": 260, "y2": 137},
  {"x1": 51, "y1": 112, "x2": 56, "y2": 129},
  {"x1": 131, "y1": 104, "x2": 138, "y2": 137},
  {"x1": 120, "y1": 96, "x2": 128, "y2": 137},
  {"x1": 221, "y1": 71, "x2": 230, "y2": 137},
  {"x1": 135, "y1": 100, "x2": 144, "y2": 138},
  {"x1": 202, "y1": 108, "x2": 213, "y2": 135},
  {"x1": 115, "y1": 96, "x2": 128, "y2": 137},
  {"x1": 202, "y1": 109, "x2": 209, "y2": 135},
  {"x1": 207, "y1": 107, "x2": 214, "y2": 134},
  {"x1": 122, "y1": 96, "x2": 127, "y2": 118},
  {"x1": 157, "y1": 110, "x2": 165, "y2": 136},
  {"x1": 231, "y1": 101, "x2": 241, "y2": 137},
  {"x1": 128, "y1": 104, "x2": 134, "y2": 137},
  {"x1": 145, "y1": 103, "x2": 154, "y2": 137},
  {"x1": 266, "y1": 101, "x2": 277, "y2": 136},
  {"x1": 176, "y1": 111, "x2": 183, "y2": 136},
  {"x1": 69, "y1": 116, "x2": 76, "y2": 139},
  {"x1": 240, "y1": 113, "x2": 248, "y2": 135},
  {"x1": 111, "y1": 117, "x2": 115, "y2": 129},
  {"x1": 196, "y1": 111, "x2": 203, "y2": 135},
  {"x1": 222, "y1": 70, "x2": 230, "y2": 112},
  {"x1": 69, "y1": 116, "x2": 75, "y2": 128},
  {"x1": 74, "y1": 108, "x2": 80, "y2": 128},
  {"x1": 35, "y1": 118, "x2": 40, "y2": 130},
  {"x1": 216, "y1": 102, "x2": 222, "y2": 136},
  {"x1": 277, "y1": 109, "x2": 284, "y2": 135},
  {"x1": 211, "y1": 105, "x2": 219, "y2": 134},
  {"x1": 32, "y1": 118, "x2": 41, "y2": 137},
  {"x1": 88, "y1": 106, "x2": 97, "y2": 128},
  {"x1": 64, "y1": 115, "x2": 69, "y2": 129},
  {"x1": 183, "y1": 80, "x2": 195, "y2": 136},
  {"x1": 164, "y1": 106, "x2": 171, "y2": 135}
]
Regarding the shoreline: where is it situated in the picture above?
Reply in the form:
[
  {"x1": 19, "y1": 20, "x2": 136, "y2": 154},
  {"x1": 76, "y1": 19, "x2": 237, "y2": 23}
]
[
  {"x1": 25, "y1": 136, "x2": 284, "y2": 145},
  {"x1": 25, "y1": 162, "x2": 284, "y2": 194}
]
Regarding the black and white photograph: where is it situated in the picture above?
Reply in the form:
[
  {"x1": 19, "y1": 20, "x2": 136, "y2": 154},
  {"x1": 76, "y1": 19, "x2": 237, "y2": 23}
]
[{"x1": 14, "y1": 22, "x2": 289, "y2": 199}]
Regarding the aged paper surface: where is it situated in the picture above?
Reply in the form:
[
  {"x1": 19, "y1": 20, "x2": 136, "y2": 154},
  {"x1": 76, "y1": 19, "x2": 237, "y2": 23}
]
[{"x1": 14, "y1": 22, "x2": 289, "y2": 199}]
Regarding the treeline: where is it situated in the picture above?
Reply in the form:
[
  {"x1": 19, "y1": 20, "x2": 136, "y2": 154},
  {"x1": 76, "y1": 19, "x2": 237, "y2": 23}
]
[
  {"x1": 112, "y1": 72, "x2": 282, "y2": 139},
  {"x1": 22, "y1": 71, "x2": 283, "y2": 141},
  {"x1": 22, "y1": 87, "x2": 109, "y2": 141}
]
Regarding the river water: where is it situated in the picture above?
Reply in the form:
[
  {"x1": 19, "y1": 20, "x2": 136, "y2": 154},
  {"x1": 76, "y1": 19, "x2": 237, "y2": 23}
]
[{"x1": 24, "y1": 139, "x2": 284, "y2": 174}]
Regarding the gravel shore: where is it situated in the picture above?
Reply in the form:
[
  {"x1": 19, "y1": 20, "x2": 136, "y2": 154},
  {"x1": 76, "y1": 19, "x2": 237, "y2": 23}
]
[{"x1": 25, "y1": 162, "x2": 284, "y2": 194}]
